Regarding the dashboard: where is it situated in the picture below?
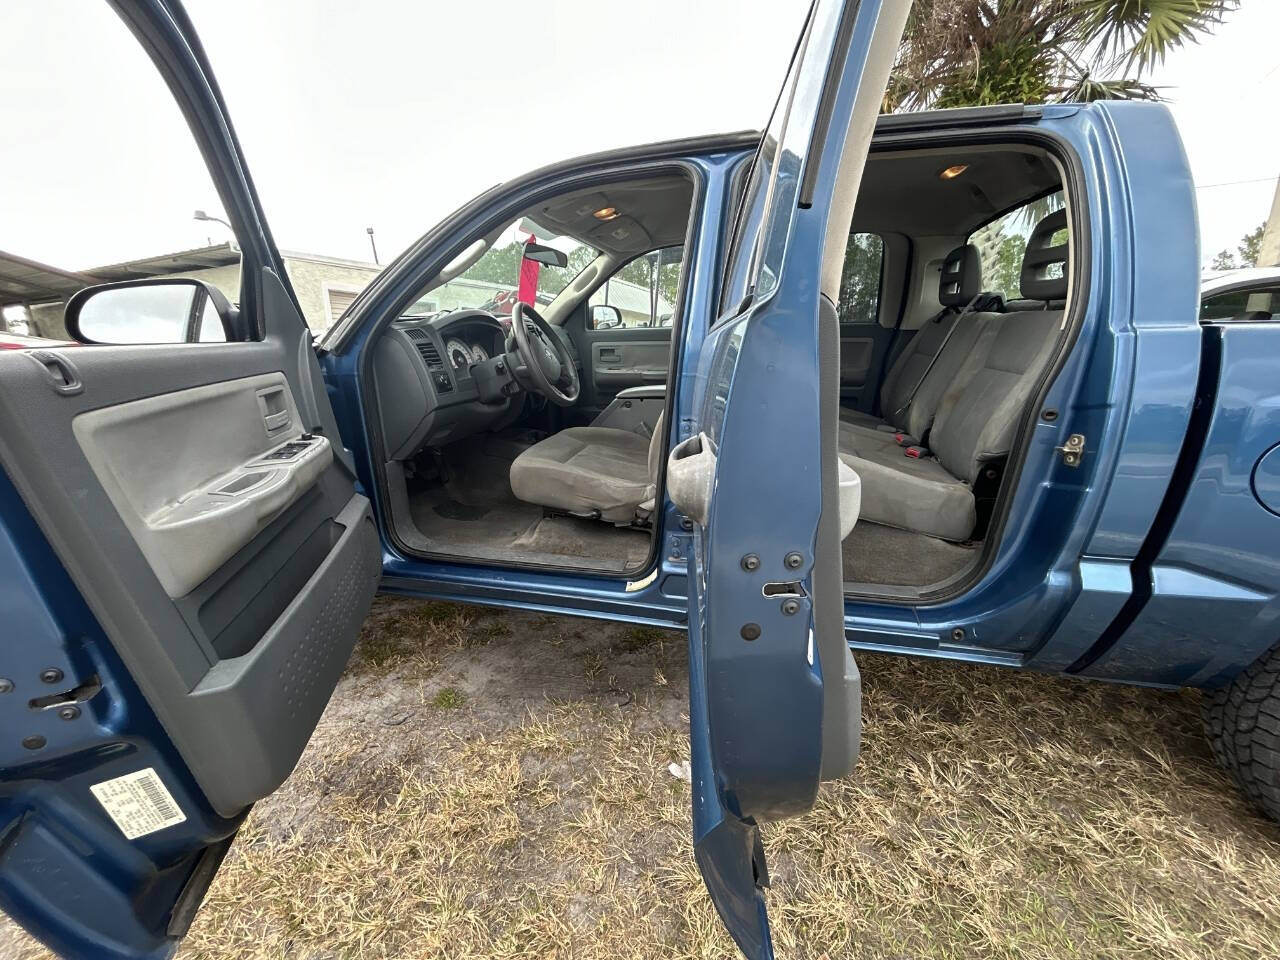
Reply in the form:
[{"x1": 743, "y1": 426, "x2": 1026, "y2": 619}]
[
  {"x1": 372, "y1": 306, "x2": 583, "y2": 461},
  {"x1": 418, "y1": 313, "x2": 506, "y2": 378},
  {"x1": 371, "y1": 309, "x2": 516, "y2": 460}
]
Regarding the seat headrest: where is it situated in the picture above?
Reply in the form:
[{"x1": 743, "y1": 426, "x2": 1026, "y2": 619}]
[
  {"x1": 939, "y1": 243, "x2": 982, "y2": 307},
  {"x1": 1020, "y1": 209, "x2": 1069, "y2": 301}
]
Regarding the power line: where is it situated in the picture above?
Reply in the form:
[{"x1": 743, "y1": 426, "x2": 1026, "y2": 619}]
[{"x1": 1195, "y1": 175, "x2": 1278, "y2": 190}]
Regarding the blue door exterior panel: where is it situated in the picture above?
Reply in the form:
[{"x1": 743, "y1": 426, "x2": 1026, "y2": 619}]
[
  {"x1": 680, "y1": 1, "x2": 911, "y2": 953},
  {"x1": 1076, "y1": 102, "x2": 1203, "y2": 560},
  {"x1": 1022, "y1": 558, "x2": 1133, "y2": 672},
  {"x1": 0, "y1": 469, "x2": 243, "y2": 960},
  {"x1": 1082, "y1": 322, "x2": 1280, "y2": 687},
  {"x1": 1082, "y1": 566, "x2": 1276, "y2": 687},
  {"x1": 686, "y1": 546, "x2": 773, "y2": 960}
]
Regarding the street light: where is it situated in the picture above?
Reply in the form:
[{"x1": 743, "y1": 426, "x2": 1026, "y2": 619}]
[
  {"x1": 366, "y1": 227, "x2": 379, "y2": 265},
  {"x1": 193, "y1": 209, "x2": 233, "y2": 232}
]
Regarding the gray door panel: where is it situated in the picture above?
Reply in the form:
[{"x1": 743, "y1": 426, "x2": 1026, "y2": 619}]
[
  {"x1": 0, "y1": 270, "x2": 380, "y2": 817},
  {"x1": 839, "y1": 333, "x2": 874, "y2": 390},
  {"x1": 839, "y1": 323, "x2": 896, "y2": 411},
  {"x1": 591, "y1": 338, "x2": 670, "y2": 389},
  {"x1": 72, "y1": 372, "x2": 332, "y2": 597},
  {"x1": 564, "y1": 303, "x2": 673, "y2": 418}
]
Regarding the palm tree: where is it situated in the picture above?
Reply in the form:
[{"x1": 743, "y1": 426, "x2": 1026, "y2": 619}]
[{"x1": 886, "y1": 0, "x2": 1239, "y2": 112}]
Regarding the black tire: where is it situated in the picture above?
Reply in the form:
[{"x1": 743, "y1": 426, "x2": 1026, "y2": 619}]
[{"x1": 1203, "y1": 641, "x2": 1280, "y2": 822}]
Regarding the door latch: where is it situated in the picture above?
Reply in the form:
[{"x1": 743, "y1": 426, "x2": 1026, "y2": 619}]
[{"x1": 1056, "y1": 433, "x2": 1086, "y2": 467}]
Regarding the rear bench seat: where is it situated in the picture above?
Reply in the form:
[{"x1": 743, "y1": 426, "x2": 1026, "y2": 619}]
[
  {"x1": 839, "y1": 210, "x2": 1069, "y2": 541},
  {"x1": 840, "y1": 242, "x2": 988, "y2": 440}
]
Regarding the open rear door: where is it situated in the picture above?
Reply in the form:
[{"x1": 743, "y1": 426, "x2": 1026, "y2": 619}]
[
  {"x1": 0, "y1": 2, "x2": 379, "y2": 956},
  {"x1": 665, "y1": 1, "x2": 908, "y2": 956}
]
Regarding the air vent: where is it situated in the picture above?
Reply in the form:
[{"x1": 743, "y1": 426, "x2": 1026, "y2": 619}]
[{"x1": 404, "y1": 328, "x2": 443, "y2": 368}]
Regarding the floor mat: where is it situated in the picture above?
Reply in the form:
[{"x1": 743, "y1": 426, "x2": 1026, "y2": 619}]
[
  {"x1": 430, "y1": 499, "x2": 492, "y2": 521},
  {"x1": 512, "y1": 514, "x2": 650, "y2": 569},
  {"x1": 842, "y1": 520, "x2": 977, "y2": 588},
  {"x1": 400, "y1": 433, "x2": 652, "y2": 574},
  {"x1": 408, "y1": 486, "x2": 649, "y2": 574}
]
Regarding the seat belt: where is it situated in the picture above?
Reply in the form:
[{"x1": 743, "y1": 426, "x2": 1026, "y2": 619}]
[{"x1": 888, "y1": 292, "x2": 982, "y2": 426}]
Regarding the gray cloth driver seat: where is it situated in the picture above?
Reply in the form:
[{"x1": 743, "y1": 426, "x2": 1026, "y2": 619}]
[{"x1": 509, "y1": 412, "x2": 665, "y2": 524}]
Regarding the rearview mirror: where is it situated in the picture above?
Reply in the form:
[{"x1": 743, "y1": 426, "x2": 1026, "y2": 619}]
[
  {"x1": 522, "y1": 242, "x2": 569, "y2": 268},
  {"x1": 66, "y1": 278, "x2": 235, "y2": 345},
  {"x1": 591, "y1": 304, "x2": 623, "y2": 330}
]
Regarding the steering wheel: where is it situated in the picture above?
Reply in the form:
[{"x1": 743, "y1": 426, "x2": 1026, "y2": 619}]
[{"x1": 509, "y1": 302, "x2": 580, "y2": 407}]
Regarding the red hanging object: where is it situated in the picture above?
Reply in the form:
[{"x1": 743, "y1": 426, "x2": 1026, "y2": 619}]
[{"x1": 517, "y1": 234, "x2": 540, "y2": 306}]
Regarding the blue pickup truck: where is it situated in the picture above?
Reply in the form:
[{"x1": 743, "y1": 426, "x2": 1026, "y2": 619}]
[{"x1": 3, "y1": 1, "x2": 1279, "y2": 958}]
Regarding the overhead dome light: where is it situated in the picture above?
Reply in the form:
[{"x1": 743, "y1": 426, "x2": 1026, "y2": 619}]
[
  {"x1": 593, "y1": 206, "x2": 619, "y2": 220},
  {"x1": 939, "y1": 164, "x2": 969, "y2": 180}
]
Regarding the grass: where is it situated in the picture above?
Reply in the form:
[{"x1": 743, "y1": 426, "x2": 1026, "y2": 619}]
[
  {"x1": 5, "y1": 596, "x2": 1280, "y2": 960},
  {"x1": 344, "y1": 598, "x2": 478, "y2": 675},
  {"x1": 431, "y1": 687, "x2": 466, "y2": 709}
]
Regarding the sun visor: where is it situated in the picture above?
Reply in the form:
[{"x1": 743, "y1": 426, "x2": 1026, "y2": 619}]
[{"x1": 515, "y1": 217, "x2": 557, "y2": 239}]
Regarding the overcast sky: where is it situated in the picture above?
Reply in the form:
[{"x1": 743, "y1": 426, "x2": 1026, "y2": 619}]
[{"x1": 2, "y1": 0, "x2": 1276, "y2": 271}]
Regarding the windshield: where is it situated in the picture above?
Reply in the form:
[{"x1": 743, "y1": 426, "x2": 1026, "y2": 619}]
[{"x1": 407, "y1": 222, "x2": 597, "y2": 317}]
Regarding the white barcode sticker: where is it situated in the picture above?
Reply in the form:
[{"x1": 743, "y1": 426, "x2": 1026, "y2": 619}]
[{"x1": 90, "y1": 768, "x2": 187, "y2": 839}]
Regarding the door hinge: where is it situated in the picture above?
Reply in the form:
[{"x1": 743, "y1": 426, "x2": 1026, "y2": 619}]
[{"x1": 1056, "y1": 433, "x2": 1086, "y2": 467}]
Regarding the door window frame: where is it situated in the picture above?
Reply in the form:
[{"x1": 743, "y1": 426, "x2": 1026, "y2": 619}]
[
  {"x1": 111, "y1": 1, "x2": 301, "y2": 340},
  {"x1": 355, "y1": 157, "x2": 708, "y2": 580}
]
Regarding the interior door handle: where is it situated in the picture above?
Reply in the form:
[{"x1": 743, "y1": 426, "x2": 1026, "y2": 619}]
[
  {"x1": 263, "y1": 411, "x2": 290, "y2": 432},
  {"x1": 29, "y1": 350, "x2": 83, "y2": 396},
  {"x1": 598, "y1": 348, "x2": 620, "y2": 363},
  {"x1": 256, "y1": 386, "x2": 292, "y2": 434}
]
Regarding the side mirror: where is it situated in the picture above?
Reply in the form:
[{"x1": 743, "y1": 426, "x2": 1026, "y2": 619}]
[
  {"x1": 66, "y1": 278, "x2": 235, "y2": 345},
  {"x1": 522, "y1": 242, "x2": 569, "y2": 268},
  {"x1": 591, "y1": 304, "x2": 623, "y2": 329}
]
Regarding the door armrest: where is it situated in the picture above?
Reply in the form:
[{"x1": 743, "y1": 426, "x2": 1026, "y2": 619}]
[{"x1": 615, "y1": 385, "x2": 667, "y2": 400}]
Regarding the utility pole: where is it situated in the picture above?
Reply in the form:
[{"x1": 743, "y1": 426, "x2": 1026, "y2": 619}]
[
  {"x1": 1257, "y1": 177, "x2": 1280, "y2": 267},
  {"x1": 366, "y1": 227, "x2": 379, "y2": 265}
]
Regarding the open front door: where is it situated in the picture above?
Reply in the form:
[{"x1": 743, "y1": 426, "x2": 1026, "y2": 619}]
[
  {"x1": 0, "y1": 3, "x2": 379, "y2": 956},
  {"x1": 665, "y1": 2, "x2": 908, "y2": 956}
]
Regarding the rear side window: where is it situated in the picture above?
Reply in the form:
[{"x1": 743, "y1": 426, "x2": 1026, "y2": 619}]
[
  {"x1": 836, "y1": 232, "x2": 884, "y2": 325},
  {"x1": 970, "y1": 192, "x2": 1065, "y2": 302}
]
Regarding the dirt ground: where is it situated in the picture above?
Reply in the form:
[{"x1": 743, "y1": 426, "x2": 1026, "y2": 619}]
[{"x1": 6, "y1": 595, "x2": 1280, "y2": 959}]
